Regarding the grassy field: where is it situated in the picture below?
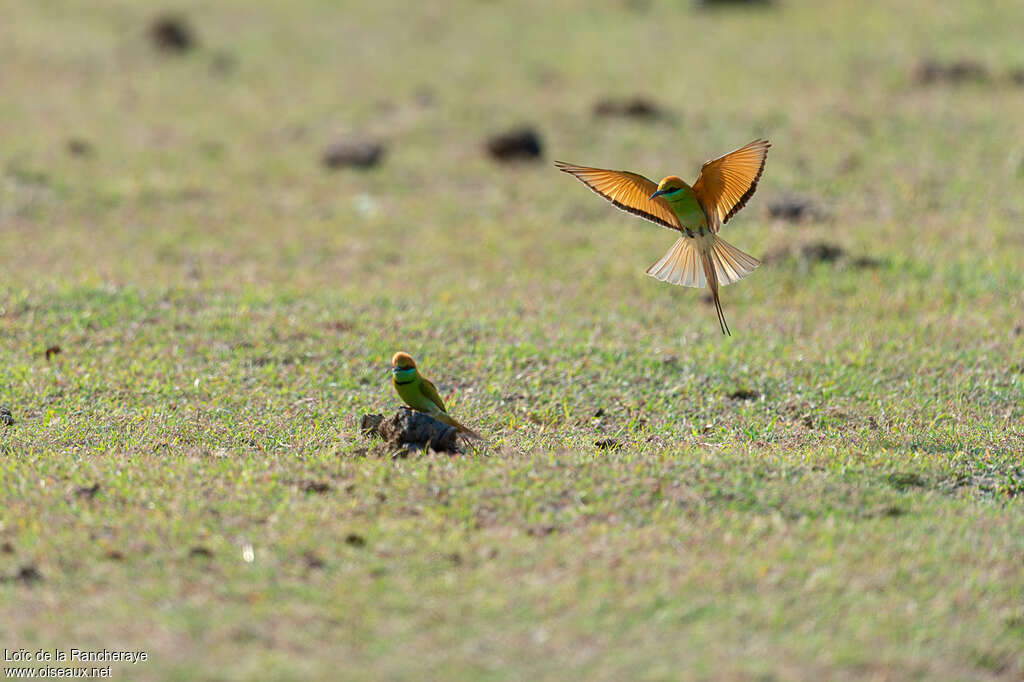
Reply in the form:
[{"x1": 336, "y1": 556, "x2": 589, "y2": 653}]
[{"x1": 2, "y1": 0, "x2": 1023, "y2": 679}]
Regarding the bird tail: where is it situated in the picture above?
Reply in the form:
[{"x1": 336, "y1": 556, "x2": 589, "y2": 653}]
[
  {"x1": 646, "y1": 234, "x2": 759, "y2": 336},
  {"x1": 434, "y1": 412, "x2": 482, "y2": 440},
  {"x1": 700, "y1": 248, "x2": 730, "y2": 336}
]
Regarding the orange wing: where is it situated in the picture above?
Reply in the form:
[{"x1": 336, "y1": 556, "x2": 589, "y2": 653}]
[
  {"x1": 691, "y1": 139, "x2": 770, "y2": 230},
  {"x1": 555, "y1": 162, "x2": 682, "y2": 231}
]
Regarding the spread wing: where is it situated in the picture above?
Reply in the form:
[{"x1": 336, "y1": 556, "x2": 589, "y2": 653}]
[
  {"x1": 420, "y1": 377, "x2": 447, "y2": 413},
  {"x1": 691, "y1": 139, "x2": 770, "y2": 230},
  {"x1": 554, "y1": 162, "x2": 682, "y2": 231}
]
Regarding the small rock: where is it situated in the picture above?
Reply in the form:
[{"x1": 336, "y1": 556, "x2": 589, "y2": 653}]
[
  {"x1": 345, "y1": 533, "x2": 366, "y2": 548},
  {"x1": 150, "y1": 15, "x2": 195, "y2": 53},
  {"x1": 594, "y1": 438, "x2": 621, "y2": 450},
  {"x1": 0, "y1": 407, "x2": 13, "y2": 427},
  {"x1": 188, "y1": 546, "x2": 213, "y2": 559},
  {"x1": 361, "y1": 408, "x2": 459, "y2": 454},
  {"x1": 485, "y1": 126, "x2": 543, "y2": 162},
  {"x1": 322, "y1": 138, "x2": 385, "y2": 170},
  {"x1": 593, "y1": 96, "x2": 663, "y2": 120},
  {"x1": 0, "y1": 542, "x2": 14, "y2": 554},
  {"x1": 45, "y1": 345, "x2": 61, "y2": 361}
]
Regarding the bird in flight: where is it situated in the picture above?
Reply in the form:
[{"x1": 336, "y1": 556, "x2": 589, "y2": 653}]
[
  {"x1": 391, "y1": 352, "x2": 481, "y2": 439},
  {"x1": 555, "y1": 139, "x2": 769, "y2": 335}
]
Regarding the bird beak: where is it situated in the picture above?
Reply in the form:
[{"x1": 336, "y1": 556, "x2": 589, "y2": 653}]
[{"x1": 649, "y1": 189, "x2": 667, "y2": 200}]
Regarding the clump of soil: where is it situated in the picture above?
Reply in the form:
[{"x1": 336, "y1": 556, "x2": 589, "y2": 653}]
[
  {"x1": 728, "y1": 389, "x2": 761, "y2": 401},
  {"x1": 593, "y1": 96, "x2": 664, "y2": 120},
  {"x1": 767, "y1": 195, "x2": 823, "y2": 223},
  {"x1": 361, "y1": 408, "x2": 459, "y2": 454},
  {"x1": 695, "y1": 0, "x2": 773, "y2": 7},
  {"x1": 149, "y1": 15, "x2": 195, "y2": 53},
  {"x1": 485, "y1": 126, "x2": 543, "y2": 162},
  {"x1": 2, "y1": 565, "x2": 42, "y2": 585},
  {"x1": 913, "y1": 59, "x2": 989, "y2": 85},
  {"x1": 66, "y1": 139, "x2": 93, "y2": 157},
  {"x1": 74, "y1": 483, "x2": 100, "y2": 500},
  {"x1": 762, "y1": 242, "x2": 885, "y2": 269},
  {"x1": 322, "y1": 138, "x2": 385, "y2": 170},
  {"x1": 800, "y1": 242, "x2": 844, "y2": 263},
  {"x1": 0, "y1": 407, "x2": 13, "y2": 427}
]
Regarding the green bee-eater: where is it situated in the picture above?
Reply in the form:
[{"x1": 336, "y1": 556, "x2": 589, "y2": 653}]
[
  {"x1": 391, "y1": 352, "x2": 481, "y2": 439},
  {"x1": 556, "y1": 139, "x2": 770, "y2": 335}
]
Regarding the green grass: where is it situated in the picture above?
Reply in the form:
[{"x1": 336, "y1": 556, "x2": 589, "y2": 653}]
[{"x1": 2, "y1": 0, "x2": 1024, "y2": 679}]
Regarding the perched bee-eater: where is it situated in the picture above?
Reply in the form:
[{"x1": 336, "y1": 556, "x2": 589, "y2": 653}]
[
  {"x1": 391, "y1": 352, "x2": 481, "y2": 439},
  {"x1": 556, "y1": 139, "x2": 770, "y2": 335}
]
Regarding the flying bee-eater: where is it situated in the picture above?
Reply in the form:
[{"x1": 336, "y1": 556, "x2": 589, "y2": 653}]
[
  {"x1": 555, "y1": 139, "x2": 770, "y2": 335},
  {"x1": 391, "y1": 352, "x2": 481, "y2": 439}
]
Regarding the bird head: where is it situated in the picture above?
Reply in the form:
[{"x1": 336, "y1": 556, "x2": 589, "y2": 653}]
[
  {"x1": 650, "y1": 176, "x2": 689, "y2": 200},
  {"x1": 392, "y1": 351, "x2": 418, "y2": 379}
]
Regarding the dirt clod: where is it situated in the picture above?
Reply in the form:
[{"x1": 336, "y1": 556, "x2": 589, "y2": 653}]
[
  {"x1": 485, "y1": 126, "x2": 543, "y2": 162},
  {"x1": 3, "y1": 565, "x2": 43, "y2": 585},
  {"x1": 850, "y1": 255, "x2": 885, "y2": 269},
  {"x1": 74, "y1": 483, "x2": 100, "y2": 500},
  {"x1": 301, "y1": 480, "x2": 332, "y2": 494},
  {"x1": 801, "y1": 242, "x2": 845, "y2": 263},
  {"x1": 66, "y1": 139, "x2": 93, "y2": 157},
  {"x1": 45, "y1": 345, "x2": 61, "y2": 361},
  {"x1": 696, "y1": 0, "x2": 772, "y2": 7},
  {"x1": 361, "y1": 408, "x2": 459, "y2": 454},
  {"x1": 768, "y1": 196, "x2": 822, "y2": 222},
  {"x1": 345, "y1": 533, "x2": 366, "y2": 548},
  {"x1": 150, "y1": 15, "x2": 195, "y2": 53},
  {"x1": 304, "y1": 551, "x2": 326, "y2": 569},
  {"x1": 188, "y1": 546, "x2": 213, "y2": 559},
  {"x1": 594, "y1": 438, "x2": 622, "y2": 450},
  {"x1": 527, "y1": 524, "x2": 557, "y2": 537},
  {"x1": 593, "y1": 96, "x2": 664, "y2": 120},
  {"x1": 0, "y1": 407, "x2": 13, "y2": 427},
  {"x1": 322, "y1": 138, "x2": 385, "y2": 170},
  {"x1": 728, "y1": 389, "x2": 761, "y2": 401},
  {"x1": 913, "y1": 59, "x2": 989, "y2": 85},
  {"x1": 888, "y1": 472, "x2": 926, "y2": 490}
]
